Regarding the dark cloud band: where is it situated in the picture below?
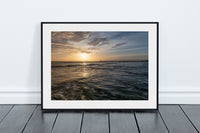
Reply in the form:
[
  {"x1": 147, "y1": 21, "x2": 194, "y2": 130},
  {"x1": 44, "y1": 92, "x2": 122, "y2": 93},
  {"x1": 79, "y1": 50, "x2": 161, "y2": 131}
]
[
  {"x1": 87, "y1": 37, "x2": 112, "y2": 46},
  {"x1": 112, "y1": 42, "x2": 127, "y2": 48},
  {"x1": 51, "y1": 32, "x2": 90, "y2": 44}
]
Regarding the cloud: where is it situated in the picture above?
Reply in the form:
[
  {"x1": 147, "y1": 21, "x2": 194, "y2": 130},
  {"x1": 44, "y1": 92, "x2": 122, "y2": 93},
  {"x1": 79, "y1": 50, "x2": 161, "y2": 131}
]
[
  {"x1": 87, "y1": 38, "x2": 112, "y2": 46},
  {"x1": 52, "y1": 42, "x2": 93, "y2": 54},
  {"x1": 52, "y1": 43, "x2": 74, "y2": 49},
  {"x1": 112, "y1": 42, "x2": 127, "y2": 48},
  {"x1": 51, "y1": 32, "x2": 90, "y2": 44},
  {"x1": 70, "y1": 32, "x2": 91, "y2": 42},
  {"x1": 51, "y1": 32, "x2": 148, "y2": 61},
  {"x1": 87, "y1": 47, "x2": 100, "y2": 50}
]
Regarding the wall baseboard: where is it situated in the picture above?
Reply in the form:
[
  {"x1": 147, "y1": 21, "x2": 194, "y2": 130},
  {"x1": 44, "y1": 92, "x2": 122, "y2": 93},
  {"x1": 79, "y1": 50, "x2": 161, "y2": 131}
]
[
  {"x1": 0, "y1": 92, "x2": 41, "y2": 104},
  {"x1": 159, "y1": 91, "x2": 200, "y2": 104},
  {"x1": 0, "y1": 91, "x2": 200, "y2": 104}
]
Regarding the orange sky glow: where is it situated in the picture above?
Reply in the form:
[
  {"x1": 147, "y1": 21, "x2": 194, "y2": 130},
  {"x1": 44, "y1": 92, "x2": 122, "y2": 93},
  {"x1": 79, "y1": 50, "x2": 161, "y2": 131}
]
[{"x1": 51, "y1": 32, "x2": 148, "y2": 62}]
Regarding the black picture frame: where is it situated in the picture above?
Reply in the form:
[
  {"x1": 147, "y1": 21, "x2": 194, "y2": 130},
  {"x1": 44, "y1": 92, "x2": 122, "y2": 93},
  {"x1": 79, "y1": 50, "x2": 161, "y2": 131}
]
[{"x1": 41, "y1": 22, "x2": 159, "y2": 111}]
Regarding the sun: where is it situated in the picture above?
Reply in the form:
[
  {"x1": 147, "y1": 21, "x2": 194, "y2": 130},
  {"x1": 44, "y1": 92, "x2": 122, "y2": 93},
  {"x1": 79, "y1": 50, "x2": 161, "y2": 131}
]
[{"x1": 80, "y1": 53, "x2": 88, "y2": 60}]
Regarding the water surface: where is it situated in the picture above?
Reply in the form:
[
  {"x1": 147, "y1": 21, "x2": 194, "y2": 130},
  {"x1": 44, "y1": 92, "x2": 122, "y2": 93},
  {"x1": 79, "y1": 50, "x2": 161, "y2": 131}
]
[{"x1": 51, "y1": 61, "x2": 148, "y2": 100}]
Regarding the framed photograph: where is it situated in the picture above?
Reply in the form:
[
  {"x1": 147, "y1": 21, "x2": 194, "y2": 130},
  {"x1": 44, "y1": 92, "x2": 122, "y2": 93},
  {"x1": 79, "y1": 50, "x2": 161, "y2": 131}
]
[{"x1": 41, "y1": 22, "x2": 158, "y2": 110}]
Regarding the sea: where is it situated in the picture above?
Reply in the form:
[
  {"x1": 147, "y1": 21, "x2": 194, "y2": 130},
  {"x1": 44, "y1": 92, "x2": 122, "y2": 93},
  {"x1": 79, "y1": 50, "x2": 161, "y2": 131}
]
[{"x1": 51, "y1": 61, "x2": 148, "y2": 100}]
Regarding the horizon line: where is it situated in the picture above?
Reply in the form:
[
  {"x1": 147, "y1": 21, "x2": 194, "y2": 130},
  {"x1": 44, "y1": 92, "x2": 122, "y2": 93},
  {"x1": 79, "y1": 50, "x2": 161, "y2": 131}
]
[{"x1": 51, "y1": 60, "x2": 148, "y2": 62}]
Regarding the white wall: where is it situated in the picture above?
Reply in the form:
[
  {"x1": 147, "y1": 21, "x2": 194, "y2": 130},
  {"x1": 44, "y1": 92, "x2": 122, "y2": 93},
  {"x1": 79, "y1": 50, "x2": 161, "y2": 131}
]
[{"x1": 0, "y1": 0, "x2": 200, "y2": 104}]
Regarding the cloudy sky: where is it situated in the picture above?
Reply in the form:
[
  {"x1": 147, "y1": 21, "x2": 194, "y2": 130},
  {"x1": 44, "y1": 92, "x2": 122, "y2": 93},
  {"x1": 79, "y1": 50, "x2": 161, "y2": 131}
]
[{"x1": 51, "y1": 32, "x2": 148, "y2": 61}]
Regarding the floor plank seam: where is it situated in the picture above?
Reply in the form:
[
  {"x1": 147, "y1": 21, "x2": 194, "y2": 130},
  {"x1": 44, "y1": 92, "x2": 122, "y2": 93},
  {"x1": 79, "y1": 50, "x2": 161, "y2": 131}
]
[
  {"x1": 1, "y1": 104, "x2": 199, "y2": 133},
  {"x1": 21, "y1": 105, "x2": 38, "y2": 133},
  {"x1": 133, "y1": 112, "x2": 141, "y2": 133},
  {"x1": 0, "y1": 104, "x2": 14, "y2": 125},
  {"x1": 158, "y1": 110, "x2": 170, "y2": 133},
  {"x1": 108, "y1": 111, "x2": 111, "y2": 133},
  {"x1": 179, "y1": 105, "x2": 200, "y2": 133},
  {"x1": 51, "y1": 112, "x2": 59, "y2": 132},
  {"x1": 79, "y1": 112, "x2": 84, "y2": 133}
]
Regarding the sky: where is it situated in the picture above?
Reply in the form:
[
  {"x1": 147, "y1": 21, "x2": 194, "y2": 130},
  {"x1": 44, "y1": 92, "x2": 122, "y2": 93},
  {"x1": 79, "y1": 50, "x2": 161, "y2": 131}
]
[{"x1": 51, "y1": 32, "x2": 148, "y2": 61}]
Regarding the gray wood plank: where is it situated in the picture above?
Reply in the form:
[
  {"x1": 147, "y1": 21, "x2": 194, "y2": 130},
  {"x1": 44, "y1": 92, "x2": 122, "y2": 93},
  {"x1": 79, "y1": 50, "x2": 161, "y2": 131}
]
[
  {"x1": 81, "y1": 112, "x2": 109, "y2": 133},
  {"x1": 52, "y1": 111, "x2": 82, "y2": 133},
  {"x1": 0, "y1": 105, "x2": 13, "y2": 123},
  {"x1": 135, "y1": 111, "x2": 169, "y2": 133},
  {"x1": 180, "y1": 105, "x2": 200, "y2": 132},
  {"x1": 159, "y1": 105, "x2": 198, "y2": 133},
  {"x1": 110, "y1": 111, "x2": 139, "y2": 133},
  {"x1": 23, "y1": 105, "x2": 57, "y2": 133},
  {"x1": 0, "y1": 105, "x2": 36, "y2": 133}
]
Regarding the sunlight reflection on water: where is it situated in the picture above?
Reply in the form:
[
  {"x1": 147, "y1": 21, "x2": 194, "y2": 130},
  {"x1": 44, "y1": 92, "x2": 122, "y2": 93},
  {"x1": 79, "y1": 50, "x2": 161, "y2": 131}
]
[
  {"x1": 82, "y1": 66, "x2": 88, "y2": 77},
  {"x1": 51, "y1": 61, "x2": 148, "y2": 100}
]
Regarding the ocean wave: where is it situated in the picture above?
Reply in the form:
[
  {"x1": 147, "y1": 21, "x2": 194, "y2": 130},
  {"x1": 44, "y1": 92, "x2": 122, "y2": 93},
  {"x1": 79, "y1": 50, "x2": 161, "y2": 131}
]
[
  {"x1": 51, "y1": 77, "x2": 148, "y2": 100},
  {"x1": 51, "y1": 61, "x2": 148, "y2": 100}
]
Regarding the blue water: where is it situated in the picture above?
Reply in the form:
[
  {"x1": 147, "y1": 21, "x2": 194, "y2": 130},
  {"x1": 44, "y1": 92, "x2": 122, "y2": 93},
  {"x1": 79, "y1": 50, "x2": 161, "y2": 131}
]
[{"x1": 51, "y1": 61, "x2": 148, "y2": 100}]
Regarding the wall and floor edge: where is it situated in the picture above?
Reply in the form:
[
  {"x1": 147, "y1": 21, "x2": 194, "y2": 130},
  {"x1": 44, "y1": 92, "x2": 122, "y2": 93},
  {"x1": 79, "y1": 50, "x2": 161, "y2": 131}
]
[{"x1": 0, "y1": 87, "x2": 199, "y2": 104}]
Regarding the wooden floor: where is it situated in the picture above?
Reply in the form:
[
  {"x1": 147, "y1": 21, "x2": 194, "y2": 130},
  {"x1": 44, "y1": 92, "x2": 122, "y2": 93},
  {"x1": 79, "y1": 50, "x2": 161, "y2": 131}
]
[{"x1": 0, "y1": 105, "x2": 200, "y2": 133}]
